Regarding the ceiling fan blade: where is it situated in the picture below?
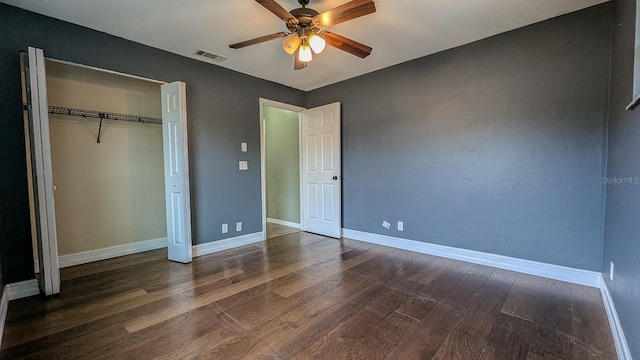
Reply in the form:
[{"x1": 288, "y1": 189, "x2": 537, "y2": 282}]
[
  {"x1": 229, "y1": 32, "x2": 290, "y2": 49},
  {"x1": 324, "y1": 31, "x2": 372, "y2": 58},
  {"x1": 294, "y1": 48, "x2": 308, "y2": 70},
  {"x1": 255, "y1": 0, "x2": 298, "y2": 24},
  {"x1": 315, "y1": 0, "x2": 376, "y2": 27}
]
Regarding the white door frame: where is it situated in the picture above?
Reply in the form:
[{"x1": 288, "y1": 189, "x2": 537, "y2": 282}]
[
  {"x1": 259, "y1": 98, "x2": 306, "y2": 236},
  {"x1": 24, "y1": 49, "x2": 193, "y2": 291}
]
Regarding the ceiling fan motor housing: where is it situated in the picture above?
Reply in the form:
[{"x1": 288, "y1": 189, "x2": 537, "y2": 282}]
[{"x1": 288, "y1": 7, "x2": 320, "y2": 33}]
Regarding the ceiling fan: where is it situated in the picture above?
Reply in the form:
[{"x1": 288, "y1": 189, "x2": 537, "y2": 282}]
[{"x1": 229, "y1": 0, "x2": 376, "y2": 70}]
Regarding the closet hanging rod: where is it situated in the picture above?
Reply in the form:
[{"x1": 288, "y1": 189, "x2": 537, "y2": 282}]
[{"x1": 47, "y1": 105, "x2": 162, "y2": 125}]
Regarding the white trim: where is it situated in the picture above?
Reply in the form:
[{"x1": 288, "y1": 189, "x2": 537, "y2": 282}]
[
  {"x1": 267, "y1": 218, "x2": 301, "y2": 229},
  {"x1": 58, "y1": 237, "x2": 167, "y2": 268},
  {"x1": 0, "y1": 286, "x2": 8, "y2": 348},
  {"x1": 342, "y1": 229, "x2": 602, "y2": 288},
  {"x1": 600, "y1": 276, "x2": 632, "y2": 360},
  {"x1": 192, "y1": 232, "x2": 265, "y2": 257},
  {"x1": 6, "y1": 280, "x2": 39, "y2": 300}
]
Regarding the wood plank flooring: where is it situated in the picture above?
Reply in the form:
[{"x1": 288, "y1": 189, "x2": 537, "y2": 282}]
[
  {"x1": 266, "y1": 222, "x2": 301, "y2": 239},
  {"x1": 1, "y1": 229, "x2": 617, "y2": 359}
]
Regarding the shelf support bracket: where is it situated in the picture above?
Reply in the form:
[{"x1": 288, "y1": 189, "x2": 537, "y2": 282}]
[{"x1": 97, "y1": 113, "x2": 105, "y2": 143}]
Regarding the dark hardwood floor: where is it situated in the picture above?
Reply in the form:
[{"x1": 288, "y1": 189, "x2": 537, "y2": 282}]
[
  {"x1": 1, "y1": 230, "x2": 616, "y2": 359},
  {"x1": 266, "y1": 222, "x2": 301, "y2": 239}
]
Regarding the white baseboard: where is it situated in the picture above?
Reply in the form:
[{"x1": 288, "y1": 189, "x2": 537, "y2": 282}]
[
  {"x1": 6, "y1": 279, "x2": 39, "y2": 300},
  {"x1": 0, "y1": 286, "x2": 8, "y2": 348},
  {"x1": 600, "y1": 276, "x2": 632, "y2": 360},
  {"x1": 0, "y1": 280, "x2": 38, "y2": 349},
  {"x1": 193, "y1": 232, "x2": 265, "y2": 257},
  {"x1": 342, "y1": 229, "x2": 601, "y2": 288},
  {"x1": 0, "y1": 279, "x2": 45, "y2": 348},
  {"x1": 267, "y1": 218, "x2": 301, "y2": 229},
  {"x1": 58, "y1": 237, "x2": 168, "y2": 268}
]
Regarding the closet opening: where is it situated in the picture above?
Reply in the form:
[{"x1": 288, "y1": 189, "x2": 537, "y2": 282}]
[
  {"x1": 22, "y1": 50, "x2": 192, "y2": 296},
  {"x1": 42, "y1": 60, "x2": 166, "y2": 268}
]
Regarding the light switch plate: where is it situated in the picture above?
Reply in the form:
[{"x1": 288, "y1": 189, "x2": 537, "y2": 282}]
[
  {"x1": 222, "y1": 223, "x2": 228, "y2": 233},
  {"x1": 398, "y1": 221, "x2": 404, "y2": 231},
  {"x1": 239, "y1": 161, "x2": 248, "y2": 170},
  {"x1": 236, "y1": 222, "x2": 242, "y2": 232},
  {"x1": 241, "y1": 143, "x2": 247, "y2": 152}
]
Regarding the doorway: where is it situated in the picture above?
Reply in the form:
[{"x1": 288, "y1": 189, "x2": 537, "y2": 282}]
[
  {"x1": 260, "y1": 98, "x2": 343, "y2": 240},
  {"x1": 260, "y1": 99, "x2": 304, "y2": 239}
]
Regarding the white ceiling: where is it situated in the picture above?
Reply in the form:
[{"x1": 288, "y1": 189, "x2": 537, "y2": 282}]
[{"x1": 3, "y1": 0, "x2": 608, "y2": 91}]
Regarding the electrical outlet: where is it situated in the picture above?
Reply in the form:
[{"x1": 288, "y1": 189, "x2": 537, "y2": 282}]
[
  {"x1": 222, "y1": 223, "x2": 228, "y2": 233},
  {"x1": 610, "y1": 261, "x2": 614, "y2": 281},
  {"x1": 241, "y1": 142, "x2": 247, "y2": 152},
  {"x1": 236, "y1": 222, "x2": 242, "y2": 232},
  {"x1": 239, "y1": 161, "x2": 248, "y2": 170},
  {"x1": 398, "y1": 221, "x2": 404, "y2": 231},
  {"x1": 382, "y1": 221, "x2": 390, "y2": 229}
]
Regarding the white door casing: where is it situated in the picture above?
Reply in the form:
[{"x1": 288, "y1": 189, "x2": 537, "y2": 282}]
[
  {"x1": 301, "y1": 102, "x2": 342, "y2": 238},
  {"x1": 161, "y1": 82, "x2": 193, "y2": 263},
  {"x1": 25, "y1": 47, "x2": 61, "y2": 296}
]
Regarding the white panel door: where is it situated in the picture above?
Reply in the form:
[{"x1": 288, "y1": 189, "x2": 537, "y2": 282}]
[
  {"x1": 161, "y1": 82, "x2": 193, "y2": 263},
  {"x1": 301, "y1": 102, "x2": 341, "y2": 238},
  {"x1": 24, "y1": 47, "x2": 61, "y2": 295}
]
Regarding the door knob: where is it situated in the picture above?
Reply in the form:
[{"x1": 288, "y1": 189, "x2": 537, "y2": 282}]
[{"x1": 332, "y1": 176, "x2": 338, "y2": 180}]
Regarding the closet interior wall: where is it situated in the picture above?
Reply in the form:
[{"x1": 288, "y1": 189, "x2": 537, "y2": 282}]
[{"x1": 44, "y1": 60, "x2": 166, "y2": 258}]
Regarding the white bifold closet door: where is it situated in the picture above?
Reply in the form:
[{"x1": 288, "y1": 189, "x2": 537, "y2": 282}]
[
  {"x1": 24, "y1": 46, "x2": 61, "y2": 296},
  {"x1": 161, "y1": 82, "x2": 193, "y2": 263}
]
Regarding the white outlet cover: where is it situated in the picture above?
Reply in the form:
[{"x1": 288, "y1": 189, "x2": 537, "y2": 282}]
[
  {"x1": 222, "y1": 223, "x2": 228, "y2": 233},
  {"x1": 236, "y1": 222, "x2": 242, "y2": 231},
  {"x1": 239, "y1": 161, "x2": 248, "y2": 170},
  {"x1": 398, "y1": 221, "x2": 404, "y2": 231},
  {"x1": 241, "y1": 142, "x2": 247, "y2": 152},
  {"x1": 382, "y1": 221, "x2": 391, "y2": 229}
]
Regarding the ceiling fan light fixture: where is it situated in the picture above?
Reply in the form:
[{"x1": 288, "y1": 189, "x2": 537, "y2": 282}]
[
  {"x1": 282, "y1": 35, "x2": 301, "y2": 55},
  {"x1": 230, "y1": 0, "x2": 376, "y2": 70},
  {"x1": 308, "y1": 33, "x2": 326, "y2": 54},
  {"x1": 299, "y1": 44, "x2": 313, "y2": 62}
]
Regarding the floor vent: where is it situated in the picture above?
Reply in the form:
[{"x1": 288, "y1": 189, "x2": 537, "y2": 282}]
[{"x1": 193, "y1": 49, "x2": 227, "y2": 63}]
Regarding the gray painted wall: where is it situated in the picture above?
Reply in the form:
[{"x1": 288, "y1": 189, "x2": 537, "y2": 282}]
[
  {"x1": 603, "y1": 0, "x2": 640, "y2": 357},
  {"x1": 0, "y1": 4, "x2": 305, "y2": 284},
  {"x1": 265, "y1": 106, "x2": 301, "y2": 224},
  {"x1": 307, "y1": 4, "x2": 612, "y2": 271}
]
